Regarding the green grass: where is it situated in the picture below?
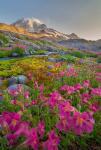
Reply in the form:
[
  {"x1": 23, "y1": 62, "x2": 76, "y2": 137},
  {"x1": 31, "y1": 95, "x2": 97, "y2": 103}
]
[
  {"x1": 0, "y1": 33, "x2": 9, "y2": 45},
  {"x1": 60, "y1": 54, "x2": 76, "y2": 62},
  {"x1": 32, "y1": 49, "x2": 47, "y2": 55},
  {"x1": 70, "y1": 51, "x2": 86, "y2": 58}
]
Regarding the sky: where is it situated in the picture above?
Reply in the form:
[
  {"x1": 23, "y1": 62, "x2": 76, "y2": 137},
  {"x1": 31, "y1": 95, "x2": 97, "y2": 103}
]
[{"x1": 0, "y1": 0, "x2": 101, "y2": 40}]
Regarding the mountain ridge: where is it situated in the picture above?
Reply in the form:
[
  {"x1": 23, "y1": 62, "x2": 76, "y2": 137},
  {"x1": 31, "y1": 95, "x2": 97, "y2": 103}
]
[{"x1": 0, "y1": 18, "x2": 101, "y2": 52}]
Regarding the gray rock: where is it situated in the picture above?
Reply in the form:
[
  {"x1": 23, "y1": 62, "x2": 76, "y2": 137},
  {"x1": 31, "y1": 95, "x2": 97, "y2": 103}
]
[
  {"x1": 8, "y1": 76, "x2": 18, "y2": 85},
  {"x1": 11, "y1": 52, "x2": 19, "y2": 57},
  {"x1": 48, "y1": 58, "x2": 57, "y2": 62},
  {"x1": 8, "y1": 75, "x2": 27, "y2": 85},
  {"x1": 48, "y1": 57, "x2": 64, "y2": 63},
  {"x1": 18, "y1": 75, "x2": 27, "y2": 84}
]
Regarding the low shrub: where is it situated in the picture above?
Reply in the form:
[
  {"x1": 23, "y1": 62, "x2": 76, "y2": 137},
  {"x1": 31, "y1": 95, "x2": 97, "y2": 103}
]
[
  {"x1": 0, "y1": 47, "x2": 24, "y2": 58},
  {"x1": 11, "y1": 47, "x2": 24, "y2": 56},
  {"x1": 70, "y1": 51, "x2": 86, "y2": 58}
]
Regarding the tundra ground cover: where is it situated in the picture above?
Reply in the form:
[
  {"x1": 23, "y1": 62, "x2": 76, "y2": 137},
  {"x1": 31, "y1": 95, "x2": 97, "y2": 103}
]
[{"x1": 0, "y1": 60, "x2": 101, "y2": 150}]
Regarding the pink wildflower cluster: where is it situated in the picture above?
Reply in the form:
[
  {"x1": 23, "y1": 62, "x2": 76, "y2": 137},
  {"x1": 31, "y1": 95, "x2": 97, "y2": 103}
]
[
  {"x1": 60, "y1": 80, "x2": 90, "y2": 95},
  {"x1": 57, "y1": 101, "x2": 95, "y2": 135},
  {"x1": 48, "y1": 91, "x2": 63, "y2": 108},
  {"x1": 43, "y1": 130, "x2": 60, "y2": 150},
  {"x1": 91, "y1": 87, "x2": 101, "y2": 97},
  {"x1": 59, "y1": 67, "x2": 78, "y2": 78},
  {"x1": 60, "y1": 85, "x2": 75, "y2": 94},
  {"x1": 0, "y1": 111, "x2": 60, "y2": 150}
]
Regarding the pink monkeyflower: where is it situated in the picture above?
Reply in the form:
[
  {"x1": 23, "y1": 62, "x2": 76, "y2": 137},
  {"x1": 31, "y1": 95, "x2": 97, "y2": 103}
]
[
  {"x1": 24, "y1": 128, "x2": 39, "y2": 150},
  {"x1": 81, "y1": 93, "x2": 91, "y2": 103},
  {"x1": 60, "y1": 85, "x2": 75, "y2": 94},
  {"x1": 1, "y1": 112, "x2": 21, "y2": 124},
  {"x1": 11, "y1": 100, "x2": 17, "y2": 105},
  {"x1": 57, "y1": 101, "x2": 76, "y2": 132},
  {"x1": 39, "y1": 84, "x2": 44, "y2": 94},
  {"x1": 83, "y1": 80, "x2": 90, "y2": 88},
  {"x1": 7, "y1": 133, "x2": 16, "y2": 145},
  {"x1": 74, "y1": 83, "x2": 83, "y2": 92},
  {"x1": 72, "y1": 111, "x2": 95, "y2": 135},
  {"x1": 38, "y1": 93, "x2": 46, "y2": 101},
  {"x1": 66, "y1": 67, "x2": 78, "y2": 77},
  {"x1": 59, "y1": 71, "x2": 65, "y2": 77},
  {"x1": 56, "y1": 113, "x2": 72, "y2": 132},
  {"x1": 60, "y1": 85, "x2": 68, "y2": 91},
  {"x1": 24, "y1": 91, "x2": 30, "y2": 99},
  {"x1": 7, "y1": 122, "x2": 29, "y2": 145},
  {"x1": 43, "y1": 130, "x2": 60, "y2": 150},
  {"x1": 24, "y1": 102, "x2": 30, "y2": 107},
  {"x1": 56, "y1": 115, "x2": 68, "y2": 131},
  {"x1": 14, "y1": 122, "x2": 30, "y2": 138},
  {"x1": 31, "y1": 100, "x2": 37, "y2": 105},
  {"x1": 89, "y1": 102, "x2": 101, "y2": 112},
  {"x1": 37, "y1": 121, "x2": 45, "y2": 138},
  {"x1": 0, "y1": 112, "x2": 21, "y2": 131},
  {"x1": 34, "y1": 81, "x2": 39, "y2": 89},
  {"x1": 91, "y1": 88, "x2": 101, "y2": 97},
  {"x1": 8, "y1": 89, "x2": 19, "y2": 97},
  {"x1": 48, "y1": 91, "x2": 63, "y2": 108},
  {"x1": 59, "y1": 101, "x2": 75, "y2": 114}
]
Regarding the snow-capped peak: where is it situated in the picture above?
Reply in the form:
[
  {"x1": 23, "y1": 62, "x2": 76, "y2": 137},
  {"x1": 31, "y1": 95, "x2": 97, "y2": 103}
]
[{"x1": 12, "y1": 17, "x2": 46, "y2": 32}]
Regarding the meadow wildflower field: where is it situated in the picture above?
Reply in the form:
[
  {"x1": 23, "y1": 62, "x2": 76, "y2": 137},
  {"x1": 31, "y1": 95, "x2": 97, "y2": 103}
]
[
  {"x1": 0, "y1": 1, "x2": 101, "y2": 149},
  {"x1": 0, "y1": 54, "x2": 101, "y2": 150}
]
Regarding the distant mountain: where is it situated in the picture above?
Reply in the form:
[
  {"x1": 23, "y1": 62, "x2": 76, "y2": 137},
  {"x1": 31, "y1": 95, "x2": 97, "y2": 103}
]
[
  {"x1": 12, "y1": 17, "x2": 79, "y2": 41},
  {"x1": 59, "y1": 39, "x2": 101, "y2": 51}
]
